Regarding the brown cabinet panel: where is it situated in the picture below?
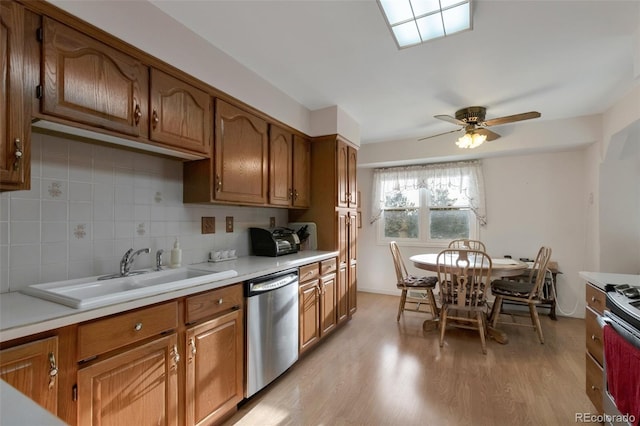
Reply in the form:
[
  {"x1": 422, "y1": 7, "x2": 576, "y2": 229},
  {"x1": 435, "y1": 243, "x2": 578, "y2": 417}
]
[
  {"x1": 299, "y1": 279, "x2": 320, "y2": 354},
  {"x1": 586, "y1": 283, "x2": 606, "y2": 315},
  {"x1": 77, "y1": 302, "x2": 178, "y2": 361},
  {"x1": 347, "y1": 145, "x2": 358, "y2": 208},
  {"x1": 0, "y1": 1, "x2": 27, "y2": 189},
  {"x1": 585, "y1": 307, "x2": 603, "y2": 366},
  {"x1": 77, "y1": 333, "x2": 178, "y2": 426},
  {"x1": 185, "y1": 284, "x2": 243, "y2": 325},
  {"x1": 336, "y1": 266, "x2": 349, "y2": 324},
  {"x1": 185, "y1": 309, "x2": 243, "y2": 426},
  {"x1": 150, "y1": 68, "x2": 211, "y2": 155},
  {"x1": 585, "y1": 353, "x2": 603, "y2": 414},
  {"x1": 0, "y1": 336, "x2": 58, "y2": 415},
  {"x1": 292, "y1": 135, "x2": 311, "y2": 208},
  {"x1": 269, "y1": 124, "x2": 293, "y2": 206},
  {"x1": 336, "y1": 141, "x2": 349, "y2": 208},
  {"x1": 42, "y1": 17, "x2": 149, "y2": 137},
  {"x1": 214, "y1": 99, "x2": 268, "y2": 204},
  {"x1": 320, "y1": 272, "x2": 337, "y2": 336}
]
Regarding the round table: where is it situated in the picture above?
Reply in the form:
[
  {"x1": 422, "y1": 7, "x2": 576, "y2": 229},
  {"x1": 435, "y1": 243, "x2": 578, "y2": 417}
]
[
  {"x1": 409, "y1": 253, "x2": 528, "y2": 277},
  {"x1": 408, "y1": 253, "x2": 528, "y2": 344}
]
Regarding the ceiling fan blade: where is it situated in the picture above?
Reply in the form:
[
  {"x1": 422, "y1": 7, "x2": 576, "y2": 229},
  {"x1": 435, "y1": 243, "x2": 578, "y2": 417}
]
[
  {"x1": 475, "y1": 128, "x2": 501, "y2": 141},
  {"x1": 418, "y1": 128, "x2": 463, "y2": 141},
  {"x1": 482, "y1": 111, "x2": 541, "y2": 127},
  {"x1": 434, "y1": 114, "x2": 466, "y2": 126}
]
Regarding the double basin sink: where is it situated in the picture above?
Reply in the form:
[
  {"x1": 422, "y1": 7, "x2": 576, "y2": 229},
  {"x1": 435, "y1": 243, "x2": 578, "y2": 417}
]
[{"x1": 21, "y1": 267, "x2": 238, "y2": 309}]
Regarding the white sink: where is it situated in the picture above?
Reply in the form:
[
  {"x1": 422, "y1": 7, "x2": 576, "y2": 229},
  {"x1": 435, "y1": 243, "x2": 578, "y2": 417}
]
[{"x1": 21, "y1": 267, "x2": 238, "y2": 309}]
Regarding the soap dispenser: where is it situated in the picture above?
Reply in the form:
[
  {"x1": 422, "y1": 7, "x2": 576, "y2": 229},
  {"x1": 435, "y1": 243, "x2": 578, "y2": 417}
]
[{"x1": 170, "y1": 238, "x2": 182, "y2": 268}]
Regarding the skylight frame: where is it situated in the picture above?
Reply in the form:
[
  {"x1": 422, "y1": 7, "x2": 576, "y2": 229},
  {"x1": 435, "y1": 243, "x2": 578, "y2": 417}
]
[{"x1": 377, "y1": 0, "x2": 473, "y2": 49}]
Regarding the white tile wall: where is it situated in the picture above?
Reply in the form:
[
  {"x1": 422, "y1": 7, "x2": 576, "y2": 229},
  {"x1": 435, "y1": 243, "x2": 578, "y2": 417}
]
[{"x1": 0, "y1": 132, "x2": 288, "y2": 293}]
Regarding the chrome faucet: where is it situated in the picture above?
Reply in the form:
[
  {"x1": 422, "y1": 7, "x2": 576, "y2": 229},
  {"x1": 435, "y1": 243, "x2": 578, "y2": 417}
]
[
  {"x1": 119, "y1": 248, "x2": 150, "y2": 276},
  {"x1": 155, "y1": 249, "x2": 164, "y2": 271}
]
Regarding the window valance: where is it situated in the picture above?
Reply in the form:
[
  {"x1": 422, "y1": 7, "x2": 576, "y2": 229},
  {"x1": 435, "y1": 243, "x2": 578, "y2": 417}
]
[{"x1": 371, "y1": 160, "x2": 487, "y2": 226}]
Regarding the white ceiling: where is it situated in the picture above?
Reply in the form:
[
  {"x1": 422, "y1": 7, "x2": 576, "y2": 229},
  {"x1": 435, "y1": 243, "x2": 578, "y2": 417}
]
[{"x1": 149, "y1": 0, "x2": 639, "y2": 144}]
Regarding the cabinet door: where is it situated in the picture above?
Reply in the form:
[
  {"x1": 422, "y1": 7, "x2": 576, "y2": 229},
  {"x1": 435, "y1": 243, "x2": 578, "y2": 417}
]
[
  {"x1": 299, "y1": 279, "x2": 320, "y2": 354},
  {"x1": 269, "y1": 124, "x2": 293, "y2": 207},
  {"x1": 320, "y1": 273, "x2": 337, "y2": 336},
  {"x1": 0, "y1": 336, "x2": 58, "y2": 415},
  {"x1": 214, "y1": 99, "x2": 268, "y2": 204},
  {"x1": 348, "y1": 211, "x2": 358, "y2": 315},
  {"x1": 150, "y1": 68, "x2": 211, "y2": 155},
  {"x1": 347, "y1": 146, "x2": 358, "y2": 208},
  {"x1": 336, "y1": 265, "x2": 349, "y2": 324},
  {"x1": 336, "y1": 141, "x2": 349, "y2": 207},
  {"x1": 185, "y1": 309, "x2": 243, "y2": 426},
  {"x1": 42, "y1": 17, "x2": 148, "y2": 137},
  {"x1": 292, "y1": 135, "x2": 311, "y2": 208},
  {"x1": 0, "y1": 1, "x2": 26, "y2": 189},
  {"x1": 77, "y1": 334, "x2": 179, "y2": 426}
]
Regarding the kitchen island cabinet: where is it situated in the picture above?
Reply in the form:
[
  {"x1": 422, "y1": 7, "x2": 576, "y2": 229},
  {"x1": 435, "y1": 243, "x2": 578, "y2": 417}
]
[{"x1": 0, "y1": 336, "x2": 59, "y2": 416}]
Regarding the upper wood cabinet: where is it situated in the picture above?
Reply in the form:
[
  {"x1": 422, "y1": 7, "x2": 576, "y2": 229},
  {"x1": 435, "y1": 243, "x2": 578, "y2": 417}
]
[
  {"x1": 269, "y1": 126, "x2": 310, "y2": 208},
  {"x1": 0, "y1": 336, "x2": 59, "y2": 416},
  {"x1": 215, "y1": 99, "x2": 268, "y2": 204},
  {"x1": 149, "y1": 68, "x2": 212, "y2": 155},
  {"x1": 337, "y1": 139, "x2": 358, "y2": 208},
  {"x1": 0, "y1": 1, "x2": 28, "y2": 190},
  {"x1": 41, "y1": 17, "x2": 149, "y2": 138}
]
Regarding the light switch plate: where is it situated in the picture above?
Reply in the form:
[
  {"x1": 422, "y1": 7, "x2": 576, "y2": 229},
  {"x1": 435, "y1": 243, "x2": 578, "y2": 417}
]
[
  {"x1": 226, "y1": 216, "x2": 234, "y2": 233},
  {"x1": 201, "y1": 217, "x2": 215, "y2": 234}
]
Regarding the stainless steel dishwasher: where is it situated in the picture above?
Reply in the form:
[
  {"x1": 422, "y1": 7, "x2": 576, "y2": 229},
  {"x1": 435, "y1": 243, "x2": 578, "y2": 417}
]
[{"x1": 245, "y1": 268, "x2": 299, "y2": 398}]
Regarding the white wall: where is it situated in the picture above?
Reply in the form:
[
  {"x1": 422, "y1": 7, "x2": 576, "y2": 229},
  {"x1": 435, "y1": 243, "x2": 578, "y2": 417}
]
[
  {"x1": 357, "y1": 149, "x2": 589, "y2": 318},
  {"x1": 0, "y1": 134, "x2": 287, "y2": 293}
]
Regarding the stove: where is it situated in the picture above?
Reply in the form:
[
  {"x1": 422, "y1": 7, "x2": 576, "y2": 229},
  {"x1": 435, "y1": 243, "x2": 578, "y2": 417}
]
[{"x1": 605, "y1": 284, "x2": 640, "y2": 331}]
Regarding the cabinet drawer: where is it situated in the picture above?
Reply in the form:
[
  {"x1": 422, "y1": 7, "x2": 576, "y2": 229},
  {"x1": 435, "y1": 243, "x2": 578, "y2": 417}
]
[
  {"x1": 585, "y1": 307, "x2": 604, "y2": 366},
  {"x1": 300, "y1": 263, "x2": 320, "y2": 283},
  {"x1": 586, "y1": 283, "x2": 606, "y2": 315},
  {"x1": 78, "y1": 302, "x2": 178, "y2": 361},
  {"x1": 186, "y1": 284, "x2": 243, "y2": 324},
  {"x1": 585, "y1": 352, "x2": 604, "y2": 414},
  {"x1": 320, "y1": 258, "x2": 337, "y2": 276}
]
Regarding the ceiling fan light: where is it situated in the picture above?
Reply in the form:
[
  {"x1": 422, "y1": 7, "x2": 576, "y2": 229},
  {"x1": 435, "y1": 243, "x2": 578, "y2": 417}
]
[{"x1": 456, "y1": 132, "x2": 486, "y2": 149}]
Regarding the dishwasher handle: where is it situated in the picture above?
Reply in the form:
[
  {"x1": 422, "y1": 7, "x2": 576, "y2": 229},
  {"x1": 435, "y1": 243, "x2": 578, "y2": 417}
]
[{"x1": 246, "y1": 269, "x2": 298, "y2": 296}]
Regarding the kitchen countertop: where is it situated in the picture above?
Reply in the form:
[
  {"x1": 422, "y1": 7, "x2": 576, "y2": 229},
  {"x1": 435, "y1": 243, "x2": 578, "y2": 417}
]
[
  {"x1": 0, "y1": 380, "x2": 67, "y2": 426},
  {"x1": 579, "y1": 271, "x2": 640, "y2": 291},
  {"x1": 0, "y1": 251, "x2": 338, "y2": 343}
]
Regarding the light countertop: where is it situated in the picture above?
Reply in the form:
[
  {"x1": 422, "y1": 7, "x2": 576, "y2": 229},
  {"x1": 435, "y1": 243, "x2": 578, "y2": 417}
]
[
  {"x1": 0, "y1": 251, "x2": 337, "y2": 343},
  {"x1": 578, "y1": 271, "x2": 640, "y2": 291},
  {"x1": 0, "y1": 380, "x2": 67, "y2": 426}
]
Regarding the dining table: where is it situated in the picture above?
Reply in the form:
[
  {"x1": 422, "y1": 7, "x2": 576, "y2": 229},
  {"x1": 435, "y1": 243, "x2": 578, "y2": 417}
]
[{"x1": 408, "y1": 253, "x2": 529, "y2": 344}]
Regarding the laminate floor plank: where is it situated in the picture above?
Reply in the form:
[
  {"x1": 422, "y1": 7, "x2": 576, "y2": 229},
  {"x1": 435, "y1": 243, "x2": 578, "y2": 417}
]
[{"x1": 224, "y1": 292, "x2": 596, "y2": 426}]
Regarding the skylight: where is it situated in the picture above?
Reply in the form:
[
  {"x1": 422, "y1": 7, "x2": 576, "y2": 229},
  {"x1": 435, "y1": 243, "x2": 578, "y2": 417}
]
[{"x1": 378, "y1": 0, "x2": 472, "y2": 48}]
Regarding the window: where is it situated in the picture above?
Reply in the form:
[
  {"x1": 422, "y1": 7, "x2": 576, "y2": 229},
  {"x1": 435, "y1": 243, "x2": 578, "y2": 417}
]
[{"x1": 372, "y1": 161, "x2": 485, "y2": 245}]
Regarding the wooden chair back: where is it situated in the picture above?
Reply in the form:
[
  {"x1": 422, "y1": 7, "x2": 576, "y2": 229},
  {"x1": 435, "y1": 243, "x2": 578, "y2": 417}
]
[
  {"x1": 448, "y1": 239, "x2": 487, "y2": 252},
  {"x1": 389, "y1": 241, "x2": 409, "y2": 285},
  {"x1": 436, "y1": 249, "x2": 492, "y2": 310},
  {"x1": 526, "y1": 246, "x2": 553, "y2": 301}
]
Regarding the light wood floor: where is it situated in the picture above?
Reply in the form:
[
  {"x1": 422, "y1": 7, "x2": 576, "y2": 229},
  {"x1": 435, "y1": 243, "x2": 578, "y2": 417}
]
[{"x1": 224, "y1": 292, "x2": 596, "y2": 426}]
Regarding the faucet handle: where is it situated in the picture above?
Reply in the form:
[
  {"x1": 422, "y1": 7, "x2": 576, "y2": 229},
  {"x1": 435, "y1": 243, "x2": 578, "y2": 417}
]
[{"x1": 156, "y1": 249, "x2": 164, "y2": 271}]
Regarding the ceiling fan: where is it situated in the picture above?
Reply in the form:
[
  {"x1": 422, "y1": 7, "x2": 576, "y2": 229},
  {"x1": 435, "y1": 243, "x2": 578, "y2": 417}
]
[{"x1": 419, "y1": 106, "x2": 541, "y2": 148}]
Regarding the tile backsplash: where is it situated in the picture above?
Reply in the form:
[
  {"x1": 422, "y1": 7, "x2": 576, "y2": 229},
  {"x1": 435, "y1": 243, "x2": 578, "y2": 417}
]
[{"x1": 0, "y1": 132, "x2": 287, "y2": 293}]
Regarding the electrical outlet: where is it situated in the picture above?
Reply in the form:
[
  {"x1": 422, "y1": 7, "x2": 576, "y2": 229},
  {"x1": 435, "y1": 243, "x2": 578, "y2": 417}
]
[
  {"x1": 201, "y1": 217, "x2": 215, "y2": 234},
  {"x1": 269, "y1": 217, "x2": 276, "y2": 228},
  {"x1": 226, "y1": 216, "x2": 234, "y2": 233}
]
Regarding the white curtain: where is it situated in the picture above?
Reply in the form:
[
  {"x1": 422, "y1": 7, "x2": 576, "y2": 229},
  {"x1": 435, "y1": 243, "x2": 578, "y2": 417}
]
[{"x1": 371, "y1": 160, "x2": 487, "y2": 226}]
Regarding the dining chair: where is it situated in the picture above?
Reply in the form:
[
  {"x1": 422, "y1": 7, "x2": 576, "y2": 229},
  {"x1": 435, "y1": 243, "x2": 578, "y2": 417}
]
[
  {"x1": 448, "y1": 239, "x2": 487, "y2": 252},
  {"x1": 489, "y1": 246, "x2": 552, "y2": 343},
  {"x1": 436, "y1": 248, "x2": 493, "y2": 354},
  {"x1": 389, "y1": 241, "x2": 438, "y2": 322}
]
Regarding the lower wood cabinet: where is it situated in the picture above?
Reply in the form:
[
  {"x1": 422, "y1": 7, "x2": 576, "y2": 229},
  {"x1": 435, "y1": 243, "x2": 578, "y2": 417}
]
[
  {"x1": 77, "y1": 333, "x2": 179, "y2": 426},
  {"x1": 584, "y1": 282, "x2": 606, "y2": 414},
  {"x1": 185, "y1": 308, "x2": 243, "y2": 426},
  {"x1": 0, "y1": 336, "x2": 59, "y2": 415},
  {"x1": 299, "y1": 258, "x2": 338, "y2": 355}
]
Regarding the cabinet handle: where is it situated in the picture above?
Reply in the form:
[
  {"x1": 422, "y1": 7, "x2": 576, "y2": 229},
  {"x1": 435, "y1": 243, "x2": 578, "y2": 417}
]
[
  {"x1": 134, "y1": 322, "x2": 143, "y2": 331},
  {"x1": 48, "y1": 352, "x2": 58, "y2": 390},
  {"x1": 152, "y1": 110, "x2": 159, "y2": 128},
  {"x1": 134, "y1": 104, "x2": 142, "y2": 125},
  {"x1": 288, "y1": 189, "x2": 293, "y2": 200},
  {"x1": 189, "y1": 338, "x2": 197, "y2": 362},
  {"x1": 591, "y1": 385, "x2": 600, "y2": 391},
  {"x1": 171, "y1": 344, "x2": 180, "y2": 366},
  {"x1": 294, "y1": 190, "x2": 299, "y2": 200},
  {"x1": 13, "y1": 138, "x2": 23, "y2": 171},
  {"x1": 591, "y1": 335, "x2": 600, "y2": 342},
  {"x1": 215, "y1": 175, "x2": 222, "y2": 192},
  {"x1": 591, "y1": 296, "x2": 596, "y2": 302},
  {"x1": 217, "y1": 298, "x2": 224, "y2": 305}
]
